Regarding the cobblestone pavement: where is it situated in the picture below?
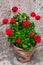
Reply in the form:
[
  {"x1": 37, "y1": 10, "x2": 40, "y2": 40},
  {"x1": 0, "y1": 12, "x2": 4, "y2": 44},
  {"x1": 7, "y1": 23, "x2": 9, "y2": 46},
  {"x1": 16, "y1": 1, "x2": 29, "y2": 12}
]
[{"x1": 0, "y1": 0, "x2": 43, "y2": 65}]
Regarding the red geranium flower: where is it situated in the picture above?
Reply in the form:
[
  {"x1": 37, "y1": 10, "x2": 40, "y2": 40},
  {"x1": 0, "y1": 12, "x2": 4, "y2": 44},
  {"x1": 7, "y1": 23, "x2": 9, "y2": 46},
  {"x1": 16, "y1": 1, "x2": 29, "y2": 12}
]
[
  {"x1": 10, "y1": 18, "x2": 16, "y2": 23},
  {"x1": 30, "y1": 12, "x2": 36, "y2": 17},
  {"x1": 6, "y1": 28, "x2": 12, "y2": 36},
  {"x1": 16, "y1": 38, "x2": 21, "y2": 44},
  {"x1": 22, "y1": 20, "x2": 30, "y2": 27},
  {"x1": 35, "y1": 15, "x2": 41, "y2": 20},
  {"x1": 30, "y1": 32, "x2": 34, "y2": 37},
  {"x1": 2, "y1": 18, "x2": 8, "y2": 24},
  {"x1": 35, "y1": 35, "x2": 41, "y2": 43},
  {"x1": 12, "y1": 6, "x2": 18, "y2": 12}
]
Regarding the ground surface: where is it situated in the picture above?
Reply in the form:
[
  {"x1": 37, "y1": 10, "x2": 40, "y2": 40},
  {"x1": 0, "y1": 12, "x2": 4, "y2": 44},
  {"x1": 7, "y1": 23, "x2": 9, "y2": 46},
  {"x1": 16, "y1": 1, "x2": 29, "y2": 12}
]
[{"x1": 0, "y1": 0, "x2": 43, "y2": 65}]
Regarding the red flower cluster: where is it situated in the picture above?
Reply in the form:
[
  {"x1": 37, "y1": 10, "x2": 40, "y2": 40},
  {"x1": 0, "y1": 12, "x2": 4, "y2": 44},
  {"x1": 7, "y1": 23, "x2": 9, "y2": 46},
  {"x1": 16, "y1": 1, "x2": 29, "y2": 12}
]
[
  {"x1": 10, "y1": 18, "x2": 16, "y2": 23},
  {"x1": 30, "y1": 12, "x2": 41, "y2": 20},
  {"x1": 35, "y1": 35, "x2": 41, "y2": 43},
  {"x1": 16, "y1": 38, "x2": 21, "y2": 44},
  {"x1": 2, "y1": 18, "x2": 8, "y2": 24},
  {"x1": 12, "y1": 6, "x2": 18, "y2": 12},
  {"x1": 30, "y1": 32, "x2": 34, "y2": 37},
  {"x1": 22, "y1": 20, "x2": 30, "y2": 27},
  {"x1": 35, "y1": 15, "x2": 41, "y2": 20},
  {"x1": 6, "y1": 28, "x2": 12, "y2": 36},
  {"x1": 30, "y1": 32, "x2": 41, "y2": 43},
  {"x1": 30, "y1": 12, "x2": 36, "y2": 17}
]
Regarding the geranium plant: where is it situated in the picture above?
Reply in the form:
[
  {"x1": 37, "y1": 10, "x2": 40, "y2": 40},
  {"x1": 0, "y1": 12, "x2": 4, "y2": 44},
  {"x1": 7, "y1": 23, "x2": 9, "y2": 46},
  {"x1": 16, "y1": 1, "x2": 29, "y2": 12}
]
[
  {"x1": 2, "y1": 6, "x2": 41, "y2": 62},
  {"x1": 2, "y1": 6, "x2": 41, "y2": 51}
]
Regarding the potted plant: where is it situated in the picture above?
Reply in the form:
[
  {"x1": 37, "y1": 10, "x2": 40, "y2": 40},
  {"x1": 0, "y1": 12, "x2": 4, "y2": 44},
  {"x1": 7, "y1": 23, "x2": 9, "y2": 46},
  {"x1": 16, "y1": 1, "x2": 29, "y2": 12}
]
[{"x1": 2, "y1": 6, "x2": 41, "y2": 63}]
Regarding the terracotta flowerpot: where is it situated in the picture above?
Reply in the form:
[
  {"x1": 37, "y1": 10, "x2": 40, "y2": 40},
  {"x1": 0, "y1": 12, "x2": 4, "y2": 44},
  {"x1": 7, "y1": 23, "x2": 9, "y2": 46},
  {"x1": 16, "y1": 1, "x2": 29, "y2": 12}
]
[{"x1": 12, "y1": 44, "x2": 35, "y2": 63}]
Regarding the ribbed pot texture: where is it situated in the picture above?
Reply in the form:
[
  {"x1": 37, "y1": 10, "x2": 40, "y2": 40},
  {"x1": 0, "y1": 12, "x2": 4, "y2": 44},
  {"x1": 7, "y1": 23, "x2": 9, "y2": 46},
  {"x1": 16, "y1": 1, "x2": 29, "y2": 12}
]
[{"x1": 12, "y1": 44, "x2": 35, "y2": 63}]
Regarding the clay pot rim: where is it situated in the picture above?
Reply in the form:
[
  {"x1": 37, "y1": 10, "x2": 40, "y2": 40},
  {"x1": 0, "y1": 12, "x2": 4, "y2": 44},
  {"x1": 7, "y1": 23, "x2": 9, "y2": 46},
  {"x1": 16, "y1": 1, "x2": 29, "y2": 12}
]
[{"x1": 12, "y1": 43, "x2": 36, "y2": 52}]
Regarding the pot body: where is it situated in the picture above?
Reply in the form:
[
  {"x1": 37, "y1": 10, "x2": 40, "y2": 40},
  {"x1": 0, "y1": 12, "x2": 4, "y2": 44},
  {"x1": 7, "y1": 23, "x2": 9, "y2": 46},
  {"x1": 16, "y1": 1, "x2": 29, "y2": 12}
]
[{"x1": 12, "y1": 44, "x2": 35, "y2": 63}]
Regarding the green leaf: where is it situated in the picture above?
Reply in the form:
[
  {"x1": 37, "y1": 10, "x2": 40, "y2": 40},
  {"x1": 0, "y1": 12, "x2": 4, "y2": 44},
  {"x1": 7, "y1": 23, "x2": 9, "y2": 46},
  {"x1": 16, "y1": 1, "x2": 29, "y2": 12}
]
[{"x1": 21, "y1": 13, "x2": 30, "y2": 20}]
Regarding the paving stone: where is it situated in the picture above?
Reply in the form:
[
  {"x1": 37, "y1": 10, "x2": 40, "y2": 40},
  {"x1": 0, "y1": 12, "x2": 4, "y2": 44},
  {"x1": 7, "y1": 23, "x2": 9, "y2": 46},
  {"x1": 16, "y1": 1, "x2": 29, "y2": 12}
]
[{"x1": 0, "y1": 60, "x2": 12, "y2": 65}]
